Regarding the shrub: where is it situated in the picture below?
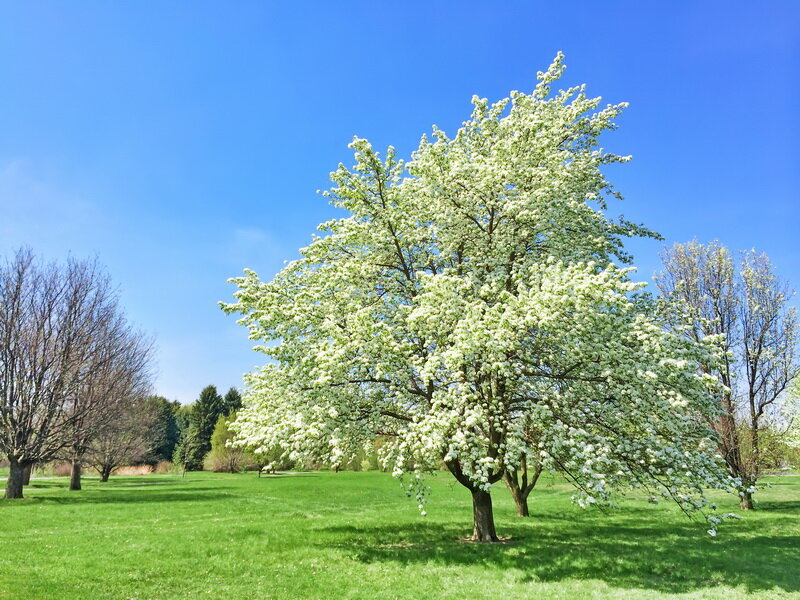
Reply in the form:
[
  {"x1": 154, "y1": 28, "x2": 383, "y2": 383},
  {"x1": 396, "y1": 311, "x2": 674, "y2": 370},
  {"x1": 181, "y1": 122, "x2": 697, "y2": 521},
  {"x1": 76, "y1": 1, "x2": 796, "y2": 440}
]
[
  {"x1": 152, "y1": 460, "x2": 173, "y2": 474},
  {"x1": 114, "y1": 465, "x2": 154, "y2": 476}
]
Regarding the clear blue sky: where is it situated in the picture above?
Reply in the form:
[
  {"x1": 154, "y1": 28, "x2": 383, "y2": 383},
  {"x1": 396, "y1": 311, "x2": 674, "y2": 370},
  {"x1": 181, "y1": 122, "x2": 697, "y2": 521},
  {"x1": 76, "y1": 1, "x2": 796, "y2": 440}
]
[{"x1": 1, "y1": 2, "x2": 798, "y2": 403}]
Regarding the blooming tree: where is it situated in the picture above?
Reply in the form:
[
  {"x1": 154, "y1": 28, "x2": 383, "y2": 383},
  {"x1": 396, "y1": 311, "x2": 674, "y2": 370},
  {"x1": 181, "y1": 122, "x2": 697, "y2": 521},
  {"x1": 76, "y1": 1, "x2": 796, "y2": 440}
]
[{"x1": 223, "y1": 55, "x2": 731, "y2": 541}]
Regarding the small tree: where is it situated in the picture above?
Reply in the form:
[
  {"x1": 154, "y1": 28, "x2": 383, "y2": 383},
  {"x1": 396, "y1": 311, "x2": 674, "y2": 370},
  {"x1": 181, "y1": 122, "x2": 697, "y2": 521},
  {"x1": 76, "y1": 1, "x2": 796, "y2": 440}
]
[
  {"x1": 657, "y1": 241, "x2": 799, "y2": 508},
  {"x1": 224, "y1": 55, "x2": 731, "y2": 541},
  {"x1": 86, "y1": 396, "x2": 159, "y2": 481}
]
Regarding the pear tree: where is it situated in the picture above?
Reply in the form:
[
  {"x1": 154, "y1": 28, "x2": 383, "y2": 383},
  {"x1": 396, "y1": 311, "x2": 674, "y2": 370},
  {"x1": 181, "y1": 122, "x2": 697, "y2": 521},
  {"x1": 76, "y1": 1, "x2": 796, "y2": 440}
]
[{"x1": 223, "y1": 55, "x2": 731, "y2": 541}]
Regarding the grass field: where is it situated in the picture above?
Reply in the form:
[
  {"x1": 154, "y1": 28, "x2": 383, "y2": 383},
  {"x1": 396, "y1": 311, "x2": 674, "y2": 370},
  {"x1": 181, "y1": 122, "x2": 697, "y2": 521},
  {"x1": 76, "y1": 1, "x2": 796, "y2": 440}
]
[{"x1": 0, "y1": 470, "x2": 798, "y2": 599}]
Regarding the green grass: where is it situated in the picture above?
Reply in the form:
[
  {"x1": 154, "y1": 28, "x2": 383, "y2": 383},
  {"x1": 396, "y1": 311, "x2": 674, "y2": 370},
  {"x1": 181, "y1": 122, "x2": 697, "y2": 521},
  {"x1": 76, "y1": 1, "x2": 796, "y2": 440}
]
[{"x1": 0, "y1": 471, "x2": 798, "y2": 599}]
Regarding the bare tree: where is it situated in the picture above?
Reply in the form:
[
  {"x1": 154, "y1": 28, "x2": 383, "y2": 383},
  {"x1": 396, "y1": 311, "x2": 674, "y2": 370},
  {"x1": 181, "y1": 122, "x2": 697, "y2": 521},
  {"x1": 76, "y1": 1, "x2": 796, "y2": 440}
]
[
  {"x1": 0, "y1": 249, "x2": 150, "y2": 499},
  {"x1": 738, "y1": 251, "x2": 799, "y2": 503},
  {"x1": 85, "y1": 394, "x2": 159, "y2": 482},
  {"x1": 64, "y1": 326, "x2": 155, "y2": 490},
  {"x1": 657, "y1": 241, "x2": 799, "y2": 509}
]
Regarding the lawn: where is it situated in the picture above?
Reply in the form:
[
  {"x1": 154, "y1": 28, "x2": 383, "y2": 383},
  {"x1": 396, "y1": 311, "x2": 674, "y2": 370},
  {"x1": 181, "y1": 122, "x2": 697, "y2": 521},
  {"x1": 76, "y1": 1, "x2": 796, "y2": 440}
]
[{"x1": 0, "y1": 470, "x2": 797, "y2": 599}]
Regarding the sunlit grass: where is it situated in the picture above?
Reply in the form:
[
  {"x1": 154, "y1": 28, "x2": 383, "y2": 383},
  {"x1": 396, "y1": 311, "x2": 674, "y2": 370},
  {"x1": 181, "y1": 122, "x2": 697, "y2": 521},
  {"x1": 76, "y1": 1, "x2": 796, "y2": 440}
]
[{"x1": 0, "y1": 470, "x2": 797, "y2": 599}]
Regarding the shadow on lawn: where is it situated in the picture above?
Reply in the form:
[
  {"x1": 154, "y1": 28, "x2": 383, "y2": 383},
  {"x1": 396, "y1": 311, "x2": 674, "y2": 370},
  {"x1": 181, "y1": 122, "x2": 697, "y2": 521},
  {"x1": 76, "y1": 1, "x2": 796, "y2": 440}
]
[
  {"x1": 325, "y1": 509, "x2": 800, "y2": 594},
  {"x1": 756, "y1": 500, "x2": 800, "y2": 511},
  {"x1": 1, "y1": 484, "x2": 235, "y2": 506},
  {"x1": 260, "y1": 472, "x2": 321, "y2": 478}
]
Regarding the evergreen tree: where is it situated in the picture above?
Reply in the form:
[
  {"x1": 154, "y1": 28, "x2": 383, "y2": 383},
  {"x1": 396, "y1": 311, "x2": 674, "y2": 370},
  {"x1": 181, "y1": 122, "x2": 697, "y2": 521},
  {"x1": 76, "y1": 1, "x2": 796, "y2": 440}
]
[
  {"x1": 178, "y1": 385, "x2": 224, "y2": 469},
  {"x1": 222, "y1": 387, "x2": 243, "y2": 416},
  {"x1": 145, "y1": 396, "x2": 182, "y2": 463}
]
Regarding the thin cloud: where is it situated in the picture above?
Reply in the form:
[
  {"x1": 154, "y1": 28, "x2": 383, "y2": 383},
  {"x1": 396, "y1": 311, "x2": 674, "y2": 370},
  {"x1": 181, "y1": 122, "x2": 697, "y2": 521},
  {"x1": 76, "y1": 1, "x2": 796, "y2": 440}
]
[{"x1": 0, "y1": 158, "x2": 97, "y2": 244}]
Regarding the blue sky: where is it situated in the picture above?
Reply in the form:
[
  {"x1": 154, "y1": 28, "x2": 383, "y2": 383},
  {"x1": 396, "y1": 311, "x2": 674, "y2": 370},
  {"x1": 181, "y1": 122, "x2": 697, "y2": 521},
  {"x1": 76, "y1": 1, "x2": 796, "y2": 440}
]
[{"x1": 1, "y1": 2, "x2": 798, "y2": 403}]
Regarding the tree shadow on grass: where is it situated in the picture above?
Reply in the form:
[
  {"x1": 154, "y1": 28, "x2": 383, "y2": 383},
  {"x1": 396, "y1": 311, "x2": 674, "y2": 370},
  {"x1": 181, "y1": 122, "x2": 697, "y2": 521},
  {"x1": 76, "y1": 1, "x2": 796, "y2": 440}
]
[
  {"x1": 259, "y1": 472, "x2": 321, "y2": 478},
  {"x1": 0, "y1": 485, "x2": 236, "y2": 506},
  {"x1": 756, "y1": 500, "x2": 800, "y2": 511},
  {"x1": 323, "y1": 509, "x2": 800, "y2": 595}
]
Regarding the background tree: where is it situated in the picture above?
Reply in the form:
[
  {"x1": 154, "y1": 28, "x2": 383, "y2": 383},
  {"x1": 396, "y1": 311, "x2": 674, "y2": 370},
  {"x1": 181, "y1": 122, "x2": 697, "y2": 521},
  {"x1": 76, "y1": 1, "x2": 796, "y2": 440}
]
[
  {"x1": 657, "y1": 241, "x2": 799, "y2": 509},
  {"x1": 145, "y1": 396, "x2": 182, "y2": 463},
  {"x1": 221, "y1": 387, "x2": 243, "y2": 416},
  {"x1": 85, "y1": 394, "x2": 160, "y2": 481},
  {"x1": 0, "y1": 250, "x2": 147, "y2": 499},
  {"x1": 174, "y1": 385, "x2": 224, "y2": 470},
  {"x1": 63, "y1": 326, "x2": 154, "y2": 491},
  {"x1": 502, "y1": 417, "x2": 544, "y2": 517},
  {"x1": 225, "y1": 55, "x2": 731, "y2": 541},
  {"x1": 171, "y1": 403, "x2": 195, "y2": 468},
  {"x1": 204, "y1": 414, "x2": 255, "y2": 473},
  {"x1": 781, "y1": 382, "x2": 800, "y2": 467}
]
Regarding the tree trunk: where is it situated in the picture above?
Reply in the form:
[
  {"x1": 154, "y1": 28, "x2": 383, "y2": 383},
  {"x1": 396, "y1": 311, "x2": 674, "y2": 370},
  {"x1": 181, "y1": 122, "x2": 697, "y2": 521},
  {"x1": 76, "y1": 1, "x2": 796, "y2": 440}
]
[
  {"x1": 470, "y1": 489, "x2": 499, "y2": 542},
  {"x1": 717, "y1": 394, "x2": 743, "y2": 476},
  {"x1": 69, "y1": 459, "x2": 82, "y2": 491},
  {"x1": 5, "y1": 458, "x2": 28, "y2": 499},
  {"x1": 504, "y1": 459, "x2": 541, "y2": 517},
  {"x1": 445, "y1": 458, "x2": 503, "y2": 542},
  {"x1": 22, "y1": 463, "x2": 33, "y2": 486},
  {"x1": 749, "y1": 414, "x2": 760, "y2": 481},
  {"x1": 100, "y1": 466, "x2": 112, "y2": 482},
  {"x1": 740, "y1": 489, "x2": 754, "y2": 510},
  {"x1": 510, "y1": 486, "x2": 529, "y2": 517},
  {"x1": 504, "y1": 471, "x2": 529, "y2": 517}
]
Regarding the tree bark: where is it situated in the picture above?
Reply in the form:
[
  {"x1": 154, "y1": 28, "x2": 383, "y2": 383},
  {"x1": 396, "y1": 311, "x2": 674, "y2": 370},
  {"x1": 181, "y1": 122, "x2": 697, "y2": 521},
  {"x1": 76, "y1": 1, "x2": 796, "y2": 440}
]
[
  {"x1": 99, "y1": 466, "x2": 112, "y2": 482},
  {"x1": 508, "y1": 482, "x2": 530, "y2": 517},
  {"x1": 740, "y1": 488, "x2": 754, "y2": 510},
  {"x1": 470, "y1": 489, "x2": 499, "y2": 542},
  {"x1": 514, "y1": 496, "x2": 529, "y2": 517},
  {"x1": 22, "y1": 463, "x2": 33, "y2": 486},
  {"x1": 69, "y1": 459, "x2": 82, "y2": 491},
  {"x1": 5, "y1": 458, "x2": 28, "y2": 499}
]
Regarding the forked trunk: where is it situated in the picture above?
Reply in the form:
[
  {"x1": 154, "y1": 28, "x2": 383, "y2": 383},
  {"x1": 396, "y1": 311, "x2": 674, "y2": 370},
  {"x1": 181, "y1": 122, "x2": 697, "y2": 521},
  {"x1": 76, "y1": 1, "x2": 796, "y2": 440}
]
[
  {"x1": 22, "y1": 463, "x2": 33, "y2": 486},
  {"x1": 69, "y1": 459, "x2": 82, "y2": 491},
  {"x1": 504, "y1": 471, "x2": 529, "y2": 516},
  {"x1": 504, "y1": 460, "x2": 541, "y2": 517},
  {"x1": 5, "y1": 458, "x2": 27, "y2": 499},
  {"x1": 470, "y1": 489, "x2": 499, "y2": 542}
]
